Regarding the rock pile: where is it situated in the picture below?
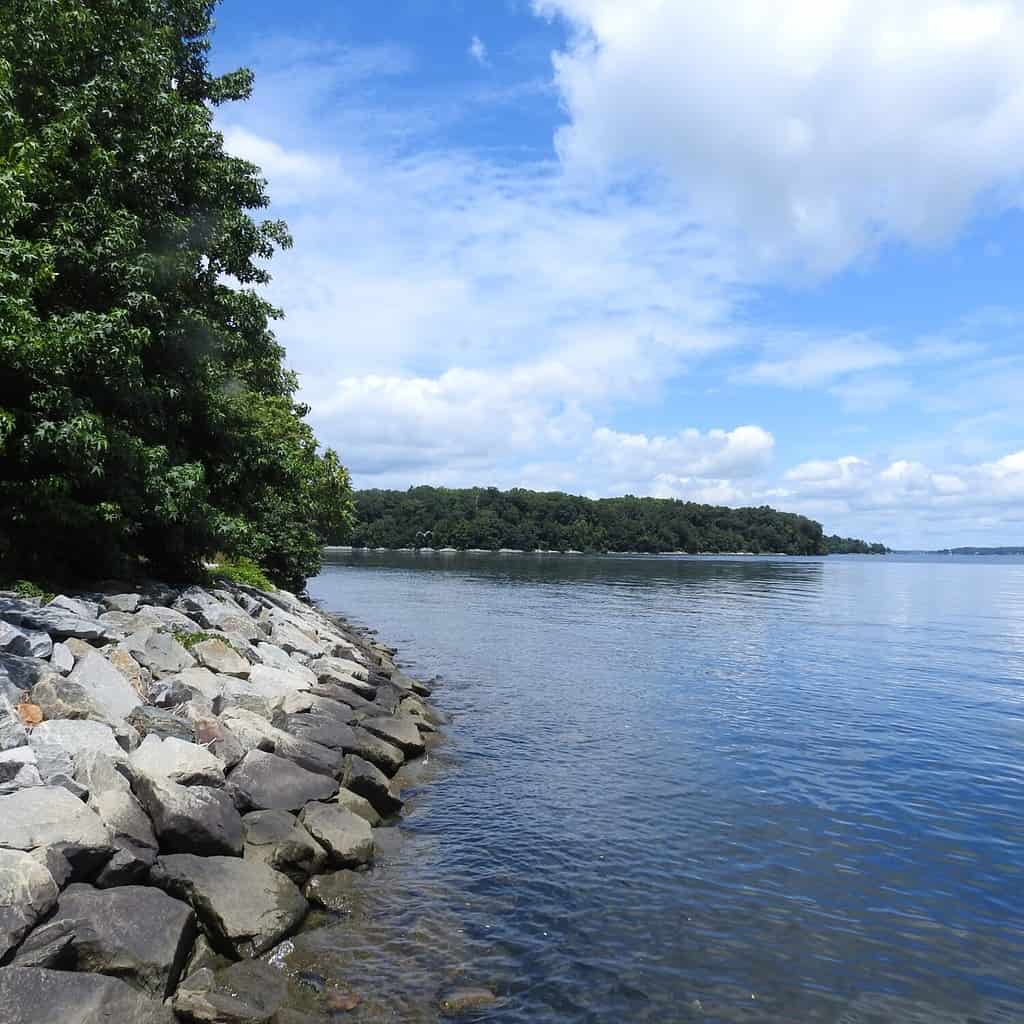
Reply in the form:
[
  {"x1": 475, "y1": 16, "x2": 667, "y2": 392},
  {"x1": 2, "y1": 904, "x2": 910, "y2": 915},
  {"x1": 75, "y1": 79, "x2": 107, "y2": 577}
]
[{"x1": 0, "y1": 579, "x2": 442, "y2": 1022}]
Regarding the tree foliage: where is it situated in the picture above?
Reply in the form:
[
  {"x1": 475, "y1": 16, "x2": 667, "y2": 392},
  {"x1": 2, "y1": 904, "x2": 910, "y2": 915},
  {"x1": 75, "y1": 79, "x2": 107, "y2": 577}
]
[
  {"x1": 0, "y1": 0, "x2": 353, "y2": 589},
  {"x1": 338, "y1": 486, "x2": 884, "y2": 556}
]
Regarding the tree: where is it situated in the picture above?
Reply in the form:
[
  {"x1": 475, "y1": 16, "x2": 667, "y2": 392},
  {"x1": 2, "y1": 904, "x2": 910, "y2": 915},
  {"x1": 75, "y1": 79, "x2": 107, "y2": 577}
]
[{"x1": 0, "y1": 0, "x2": 352, "y2": 587}]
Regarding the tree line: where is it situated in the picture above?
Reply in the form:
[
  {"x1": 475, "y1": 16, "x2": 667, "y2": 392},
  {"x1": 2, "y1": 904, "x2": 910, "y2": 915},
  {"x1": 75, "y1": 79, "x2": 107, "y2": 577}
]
[
  {"x1": 0, "y1": 0, "x2": 353, "y2": 589},
  {"x1": 337, "y1": 487, "x2": 887, "y2": 555}
]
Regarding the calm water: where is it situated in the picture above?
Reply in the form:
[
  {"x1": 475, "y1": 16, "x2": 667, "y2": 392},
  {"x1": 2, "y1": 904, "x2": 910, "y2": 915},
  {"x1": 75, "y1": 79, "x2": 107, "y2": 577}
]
[{"x1": 305, "y1": 552, "x2": 1024, "y2": 1023}]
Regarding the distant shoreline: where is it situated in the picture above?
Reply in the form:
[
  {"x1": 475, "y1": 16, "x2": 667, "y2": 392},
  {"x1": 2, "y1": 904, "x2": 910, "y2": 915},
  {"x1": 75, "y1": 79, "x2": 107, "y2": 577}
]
[{"x1": 323, "y1": 546, "x2": 882, "y2": 557}]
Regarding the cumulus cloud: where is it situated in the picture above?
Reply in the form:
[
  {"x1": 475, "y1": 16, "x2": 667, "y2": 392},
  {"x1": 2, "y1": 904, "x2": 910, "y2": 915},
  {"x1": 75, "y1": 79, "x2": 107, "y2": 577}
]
[{"x1": 536, "y1": 0, "x2": 1024, "y2": 271}]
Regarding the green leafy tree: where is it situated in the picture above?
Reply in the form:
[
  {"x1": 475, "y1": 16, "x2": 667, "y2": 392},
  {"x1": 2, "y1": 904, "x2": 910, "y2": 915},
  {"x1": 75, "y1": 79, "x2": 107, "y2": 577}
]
[{"x1": 0, "y1": 0, "x2": 352, "y2": 588}]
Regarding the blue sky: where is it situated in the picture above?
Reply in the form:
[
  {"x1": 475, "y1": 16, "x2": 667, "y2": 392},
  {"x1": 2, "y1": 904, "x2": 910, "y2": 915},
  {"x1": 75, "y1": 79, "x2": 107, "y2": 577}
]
[{"x1": 210, "y1": 0, "x2": 1024, "y2": 548}]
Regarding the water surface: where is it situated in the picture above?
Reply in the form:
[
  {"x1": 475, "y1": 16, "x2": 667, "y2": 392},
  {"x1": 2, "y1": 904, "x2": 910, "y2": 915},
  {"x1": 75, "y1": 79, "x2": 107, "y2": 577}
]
[{"x1": 307, "y1": 553, "x2": 1024, "y2": 1023}]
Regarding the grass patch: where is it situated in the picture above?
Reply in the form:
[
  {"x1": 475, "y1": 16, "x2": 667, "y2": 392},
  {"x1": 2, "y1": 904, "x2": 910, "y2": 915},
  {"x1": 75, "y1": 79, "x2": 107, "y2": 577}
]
[
  {"x1": 11, "y1": 579, "x2": 56, "y2": 603},
  {"x1": 208, "y1": 556, "x2": 275, "y2": 592},
  {"x1": 173, "y1": 630, "x2": 219, "y2": 650}
]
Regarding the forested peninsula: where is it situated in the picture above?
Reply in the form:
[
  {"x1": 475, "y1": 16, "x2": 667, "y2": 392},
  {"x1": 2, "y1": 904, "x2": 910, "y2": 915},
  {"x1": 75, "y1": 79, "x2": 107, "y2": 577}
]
[{"x1": 339, "y1": 487, "x2": 887, "y2": 556}]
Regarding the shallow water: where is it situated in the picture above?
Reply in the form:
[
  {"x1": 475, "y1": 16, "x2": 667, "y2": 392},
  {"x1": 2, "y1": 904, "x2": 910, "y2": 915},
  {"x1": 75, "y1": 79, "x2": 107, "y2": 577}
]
[{"x1": 306, "y1": 552, "x2": 1024, "y2": 1023}]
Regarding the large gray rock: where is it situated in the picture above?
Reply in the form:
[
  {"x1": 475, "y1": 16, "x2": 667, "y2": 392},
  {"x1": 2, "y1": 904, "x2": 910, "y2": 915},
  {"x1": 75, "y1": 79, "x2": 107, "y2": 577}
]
[
  {"x1": 130, "y1": 734, "x2": 225, "y2": 788},
  {"x1": 8, "y1": 918, "x2": 78, "y2": 969},
  {"x1": 150, "y1": 854, "x2": 307, "y2": 958},
  {"x1": 242, "y1": 809, "x2": 327, "y2": 884},
  {"x1": 0, "y1": 786, "x2": 114, "y2": 878},
  {"x1": 10, "y1": 604, "x2": 118, "y2": 643},
  {"x1": 269, "y1": 620, "x2": 323, "y2": 660},
  {"x1": 218, "y1": 707, "x2": 340, "y2": 778},
  {"x1": 334, "y1": 786, "x2": 382, "y2": 826},
  {"x1": 26, "y1": 734, "x2": 78, "y2": 792},
  {"x1": 248, "y1": 662, "x2": 315, "y2": 693},
  {"x1": 307, "y1": 657, "x2": 376, "y2": 699},
  {"x1": 67, "y1": 650, "x2": 141, "y2": 725},
  {"x1": 30, "y1": 719, "x2": 126, "y2": 763},
  {"x1": 341, "y1": 754, "x2": 403, "y2": 817},
  {"x1": 298, "y1": 802, "x2": 374, "y2": 868},
  {"x1": 164, "y1": 666, "x2": 225, "y2": 705},
  {"x1": 227, "y1": 749, "x2": 336, "y2": 812},
  {"x1": 135, "y1": 604, "x2": 201, "y2": 632},
  {"x1": 44, "y1": 884, "x2": 195, "y2": 998},
  {"x1": 0, "y1": 849, "x2": 59, "y2": 958},
  {"x1": 49, "y1": 641, "x2": 75, "y2": 675},
  {"x1": 347, "y1": 725, "x2": 405, "y2": 775},
  {"x1": 133, "y1": 774, "x2": 242, "y2": 856},
  {"x1": 361, "y1": 713, "x2": 426, "y2": 757},
  {"x1": 172, "y1": 960, "x2": 287, "y2": 1024},
  {"x1": 119, "y1": 629, "x2": 195, "y2": 677},
  {"x1": 0, "y1": 747, "x2": 43, "y2": 794},
  {"x1": 126, "y1": 704, "x2": 195, "y2": 742},
  {"x1": 254, "y1": 642, "x2": 296, "y2": 670},
  {"x1": 311, "y1": 654, "x2": 369, "y2": 682},
  {"x1": 48, "y1": 595, "x2": 102, "y2": 619},
  {"x1": 192, "y1": 638, "x2": 250, "y2": 678},
  {"x1": 0, "y1": 622, "x2": 52, "y2": 659},
  {"x1": 0, "y1": 967, "x2": 175, "y2": 1024},
  {"x1": 29, "y1": 674, "x2": 97, "y2": 721},
  {"x1": 103, "y1": 593, "x2": 140, "y2": 614},
  {"x1": 0, "y1": 653, "x2": 57, "y2": 696},
  {"x1": 175, "y1": 587, "x2": 259, "y2": 640},
  {"x1": 280, "y1": 712, "x2": 357, "y2": 752},
  {"x1": 189, "y1": 713, "x2": 245, "y2": 768},
  {"x1": 0, "y1": 695, "x2": 28, "y2": 751}
]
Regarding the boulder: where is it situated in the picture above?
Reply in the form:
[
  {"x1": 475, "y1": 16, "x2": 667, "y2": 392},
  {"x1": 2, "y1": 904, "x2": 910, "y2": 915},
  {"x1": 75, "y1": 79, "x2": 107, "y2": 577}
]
[
  {"x1": 175, "y1": 587, "x2": 259, "y2": 640},
  {"x1": 26, "y1": 735, "x2": 78, "y2": 791},
  {"x1": 130, "y1": 734, "x2": 225, "y2": 787},
  {"x1": 333, "y1": 787, "x2": 381, "y2": 826},
  {"x1": 0, "y1": 695, "x2": 28, "y2": 751},
  {"x1": 48, "y1": 595, "x2": 102, "y2": 619},
  {"x1": 269, "y1": 621, "x2": 323, "y2": 660},
  {"x1": 147, "y1": 676, "x2": 199, "y2": 710},
  {"x1": 126, "y1": 705, "x2": 195, "y2": 742},
  {"x1": 242, "y1": 809, "x2": 327, "y2": 884},
  {"x1": 307, "y1": 657, "x2": 376, "y2": 699},
  {"x1": 30, "y1": 719, "x2": 126, "y2": 763},
  {"x1": 341, "y1": 754, "x2": 403, "y2": 817},
  {"x1": 360, "y1": 713, "x2": 426, "y2": 757},
  {"x1": 12, "y1": 606, "x2": 118, "y2": 643},
  {"x1": 172, "y1": 960, "x2": 287, "y2": 1024},
  {"x1": 0, "y1": 849, "x2": 59, "y2": 958},
  {"x1": 45, "y1": 884, "x2": 194, "y2": 998},
  {"x1": 30, "y1": 846, "x2": 73, "y2": 888},
  {"x1": 0, "y1": 747, "x2": 43, "y2": 794},
  {"x1": 347, "y1": 725, "x2": 405, "y2": 775},
  {"x1": 0, "y1": 653, "x2": 57, "y2": 696},
  {"x1": 133, "y1": 774, "x2": 242, "y2": 856},
  {"x1": 103, "y1": 593, "x2": 140, "y2": 614},
  {"x1": 254, "y1": 642, "x2": 295, "y2": 670},
  {"x1": 311, "y1": 654, "x2": 369, "y2": 682},
  {"x1": 0, "y1": 967, "x2": 175, "y2": 1024},
  {"x1": 248, "y1": 662, "x2": 316, "y2": 693},
  {"x1": 280, "y1": 712, "x2": 357, "y2": 752},
  {"x1": 107, "y1": 648, "x2": 149, "y2": 697},
  {"x1": 135, "y1": 604, "x2": 201, "y2": 632},
  {"x1": 298, "y1": 803, "x2": 374, "y2": 868},
  {"x1": 192, "y1": 638, "x2": 250, "y2": 678},
  {"x1": 67, "y1": 650, "x2": 141, "y2": 725},
  {"x1": 0, "y1": 622, "x2": 52, "y2": 660},
  {"x1": 150, "y1": 854, "x2": 307, "y2": 958},
  {"x1": 8, "y1": 918, "x2": 78, "y2": 969},
  {"x1": 189, "y1": 713, "x2": 245, "y2": 768},
  {"x1": 119, "y1": 629, "x2": 195, "y2": 677},
  {"x1": 49, "y1": 642, "x2": 75, "y2": 675},
  {"x1": 0, "y1": 786, "x2": 114, "y2": 878},
  {"x1": 98, "y1": 610, "x2": 159, "y2": 633},
  {"x1": 218, "y1": 708, "x2": 340, "y2": 778},
  {"x1": 308, "y1": 682, "x2": 375, "y2": 711},
  {"x1": 227, "y1": 749, "x2": 336, "y2": 813}
]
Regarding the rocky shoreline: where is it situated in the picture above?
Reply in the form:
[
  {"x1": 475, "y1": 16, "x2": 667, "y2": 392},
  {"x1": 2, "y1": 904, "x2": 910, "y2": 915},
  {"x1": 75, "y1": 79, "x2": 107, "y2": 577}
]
[{"x1": 0, "y1": 578, "x2": 445, "y2": 1022}]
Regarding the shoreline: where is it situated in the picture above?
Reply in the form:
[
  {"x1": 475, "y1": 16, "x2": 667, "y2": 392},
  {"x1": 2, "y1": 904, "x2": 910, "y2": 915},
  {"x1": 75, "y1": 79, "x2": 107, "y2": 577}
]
[{"x1": 0, "y1": 577, "x2": 444, "y2": 1021}]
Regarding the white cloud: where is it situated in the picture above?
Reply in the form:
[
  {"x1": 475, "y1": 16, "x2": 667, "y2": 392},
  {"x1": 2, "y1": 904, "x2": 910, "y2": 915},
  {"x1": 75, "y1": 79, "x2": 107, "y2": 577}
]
[
  {"x1": 468, "y1": 35, "x2": 488, "y2": 65},
  {"x1": 745, "y1": 336, "x2": 903, "y2": 387},
  {"x1": 536, "y1": 0, "x2": 1024, "y2": 271}
]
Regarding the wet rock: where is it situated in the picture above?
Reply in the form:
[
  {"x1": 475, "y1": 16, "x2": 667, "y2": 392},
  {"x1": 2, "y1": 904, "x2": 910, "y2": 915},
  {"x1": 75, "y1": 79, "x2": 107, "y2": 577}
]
[
  {"x1": 131, "y1": 734, "x2": 225, "y2": 787},
  {"x1": 30, "y1": 719, "x2": 127, "y2": 763},
  {"x1": 333, "y1": 787, "x2": 382, "y2": 826},
  {"x1": 242, "y1": 809, "x2": 327, "y2": 884},
  {"x1": 361, "y1": 713, "x2": 425, "y2": 758},
  {"x1": 127, "y1": 704, "x2": 195, "y2": 742},
  {"x1": 103, "y1": 593, "x2": 140, "y2": 614},
  {"x1": 45, "y1": 883, "x2": 195, "y2": 998},
  {"x1": 49, "y1": 642, "x2": 75, "y2": 675},
  {"x1": 227, "y1": 749, "x2": 336, "y2": 813},
  {"x1": 298, "y1": 803, "x2": 373, "y2": 868},
  {"x1": 172, "y1": 960, "x2": 287, "y2": 1024},
  {"x1": 133, "y1": 774, "x2": 242, "y2": 856},
  {"x1": 67, "y1": 650, "x2": 141, "y2": 725},
  {"x1": 341, "y1": 754, "x2": 403, "y2": 817},
  {"x1": 150, "y1": 854, "x2": 307, "y2": 958},
  {"x1": 0, "y1": 786, "x2": 114, "y2": 879},
  {"x1": 303, "y1": 870, "x2": 362, "y2": 911},
  {"x1": 8, "y1": 918, "x2": 78, "y2": 968},
  {"x1": 119, "y1": 629, "x2": 195, "y2": 677},
  {"x1": 0, "y1": 967, "x2": 176, "y2": 1024},
  {"x1": 438, "y1": 986, "x2": 501, "y2": 1016},
  {"x1": 0, "y1": 694, "x2": 28, "y2": 751},
  {"x1": 192, "y1": 638, "x2": 250, "y2": 678},
  {"x1": 0, "y1": 849, "x2": 59, "y2": 958}
]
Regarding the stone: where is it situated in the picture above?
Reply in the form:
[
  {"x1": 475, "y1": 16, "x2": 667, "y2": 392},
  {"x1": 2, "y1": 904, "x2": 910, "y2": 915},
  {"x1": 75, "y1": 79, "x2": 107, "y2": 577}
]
[
  {"x1": 98, "y1": 610, "x2": 157, "y2": 633},
  {"x1": 75, "y1": 752, "x2": 157, "y2": 865},
  {"x1": 175, "y1": 587, "x2": 259, "y2": 640},
  {"x1": 308, "y1": 682, "x2": 375, "y2": 711},
  {"x1": 298, "y1": 802, "x2": 374, "y2": 868},
  {"x1": 438, "y1": 986, "x2": 501, "y2": 1015},
  {"x1": 0, "y1": 849, "x2": 59, "y2": 958},
  {"x1": 12, "y1": 606, "x2": 118, "y2": 643},
  {"x1": 0, "y1": 786, "x2": 114, "y2": 878},
  {"x1": 303, "y1": 870, "x2": 362, "y2": 911},
  {"x1": 130, "y1": 734, "x2": 225, "y2": 787},
  {"x1": 248, "y1": 661, "x2": 316, "y2": 693},
  {"x1": 0, "y1": 967, "x2": 175, "y2": 1024},
  {"x1": 43, "y1": 884, "x2": 195, "y2": 998},
  {"x1": 135, "y1": 604, "x2": 200, "y2": 631},
  {"x1": 8, "y1": 918, "x2": 78, "y2": 968},
  {"x1": 150, "y1": 854, "x2": 307, "y2": 958},
  {"x1": 0, "y1": 653, "x2": 57, "y2": 695},
  {"x1": 333, "y1": 787, "x2": 381, "y2": 826},
  {"x1": 341, "y1": 754, "x2": 403, "y2": 817},
  {"x1": 103, "y1": 593, "x2": 140, "y2": 613},
  {"x1": 107, "y1": 648, "x2": 148, "y2": 697},
  {"x1": 192, "y1": 638, "x2": 250, "y2": 678},
  {"x1": 280, "y1": 713, "x2": 357, "y2": 752},
  {"x1": 126, "y1": 704, "x2": 195, "y2": 742},
  {"x1": 0, "y1": 694, "x2": 28, "y2": 751},
  {"x1": 30, "y1": 719, "x2": 126, "y2": 763},
  {"x1": 172, "y1": 960, "x2": 287, "y2": 1024},
  {"x1": 138, "y1": 580, "x2": 178, "y2": 606},
  {"x1": 228, "y1": 750, "x2": 336, "y2": 813},
  {"x1": 242, "y1": 809, "x2": 327, "y2": 884},
  {"x1": 182, "y1": 933, "x2": 231, "y2": 978},
  {"x1": 361, "y1": 713, "x2": 426, "y2": 757},
  {"x1": 0, "y1": 747, "x2": 43, "y2": 795},
  {"x1": 27, "y1": 734, "x2": 76, "y2": 788},
  {"x1": 119, "y1": 629, "x2": 195, "y2": 677},
  {"x1": 48, "y1": 595, "x2": 102, "y2": 619},
  {"x1": 49, "y1": 641, "x2": 75, "y2": 675},
  {"x1": 189, "y1": 713, "x2": 245, "y2": 767},
  {"x1": 133, "y1": 774, "x2": 242, "y2": 856},
  {"x1": 0, "y1": 622, "x2": 52, "y2": 659},
  {"x1": 348, "y1": 725, "x2": 405, "y2": 775},
  {"x1": 147, "y1": 676, "x2": 198, "y2": 709},
  {"x1": 254, "y1": 642, "x2": 294, "y2": 670},
  {"x1": 30, "y1": 846, "x2": 73, "y2": 888},
  {"x1": 307, "y1": 657, "x2": 376, "y2": 699},
  {"x1": 16, "y1": 701, "x2": 42, "y2": 728},
  {"x1": 67, "y1": 650, "x2": 141, "y2": 725},
  {"x1": 313, "y1": 654, "x2": 369, "y2": 682},
  {"x1": 30, "y1": 674, "x2": 98, "y2": 722},
  {"x1": 269, "y1": 621, "x2": 323, "y2": 660},
  {"x1": 64, "y1": 638, "x2": 95, "y2": 659},
  {"x1": 219, "y1": 707, "x2": 340, "y2": 778}
]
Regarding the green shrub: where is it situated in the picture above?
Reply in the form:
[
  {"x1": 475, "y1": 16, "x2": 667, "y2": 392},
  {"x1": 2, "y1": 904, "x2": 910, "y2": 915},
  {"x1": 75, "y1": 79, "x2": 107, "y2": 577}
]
[
  {"x1": 172, "y1": 630, "x2": 220, "y2": 650},
  {"x1": 209, "y1": 557, "x2": 275, "y2": 592},
  {"x1": 12, "y1": 579, "x2": 55, "y2": 602}
]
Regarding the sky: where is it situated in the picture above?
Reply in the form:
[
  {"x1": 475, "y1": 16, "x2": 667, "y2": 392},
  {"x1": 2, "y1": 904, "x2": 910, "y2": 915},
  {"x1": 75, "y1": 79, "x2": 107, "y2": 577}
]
[{"x1": 209, "y1": 0, "x2": 1024, "y2": 549}]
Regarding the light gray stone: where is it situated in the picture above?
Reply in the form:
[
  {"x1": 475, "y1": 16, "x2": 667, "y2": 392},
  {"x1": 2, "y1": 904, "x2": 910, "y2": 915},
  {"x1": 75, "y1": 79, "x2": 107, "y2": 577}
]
[
  {"x1": 175, "y1": 587, "x2": 259, "y2": 640},
  {"x1": 103, "y1": 593, "x2": 140, "y2": 614},
  {"x1": 75, "y1": 751, "x2": 158, "y2": 863},
  {"x1": 254, "y1": 642, "x2": 294, "y2": 670},
  {"x1": 126, "y1": 704, "x2": 194, "y2": 743},
  {"x1": 248, "y1": 661, "x2": 316, "y2": 693},
  {"x1": 134, "y1": 774, "x2": 242, "y2": 856},
  {"x1": 0, "y1": 622, "x2": 52, "y2": 659},
  {"x1": 298, "y1": 802, "x2": 374, "y2": 868},
  {"x1": 119, "y1": 629, "x2": 195, "y2": 677},
  {"x1": 269, "y1": 620, "x2": 323, "y2": 660},
  {"x1": 0, "y1": 694, "x2": 28, "y2": 751},
  {"x1": 135, "y1": 604, "x2": 200, "y2": 631},
  {"x1": 0, "y1": 850, "x2": 60, "y2": 959},
  {"x1": 150, "y1": 854, "x2": 307, "y2": 958},
  {"x1": 227, "y1": 749, "x2": 336, "y2": 813},
  {"x1": 192, "y1": 638, "x2": 250, "y2": 678},
  {"x1": 48, "y1": 595, "x2": 102, "y2": 619},
  {"x1": 0, "y1": 747, "x2": 43, "y2": 795},
  {"x1": 13, "y1": 606, "x2": 118, "y2": 643},
  {"x1": 130, "y1": 734, "x2": 225, "y2": 788},
  {"x1": 0, "y1": 653, "x2": 57, "y2": 695},
  {"x1": 242, "y1": 809, "x2": 327, "y2": 884},
  {"x1": 67, "y1": 650, "x2": 141, "y2": 725},
  {"x1": 333, "y1": 787, "x2": 381, "y2": 826},
  {"x1": 30, "y1": 720, "x2": 126, "y2": 764},
  {"x1": 49, "y1": 642, "x2": 74, "y2": 675},
  {"x1": 218, "y1": 707, "x2": 340, "y2": 778},
  {"x1": 361, "y1": 713, "x2": 426, "y2": 757}
]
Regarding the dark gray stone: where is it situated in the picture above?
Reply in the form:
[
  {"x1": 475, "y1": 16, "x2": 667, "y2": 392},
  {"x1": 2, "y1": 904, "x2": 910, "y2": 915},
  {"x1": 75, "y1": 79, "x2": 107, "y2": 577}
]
[
  {"x1": 8, "y1": 918, "x2": 79, "y2": 969},
  {"x1": 0, "y1": 967, "x2": 175, "y2": 1024},
  {"x1": 347, "y1": 725, "x2": 405, "y2": 775},
  {"x1": 227, "y1": 749, "x2": 336, "y2": 813},
  {"x1": 172, "y1": 960, "x2": 287, "y2": 1024},
  {"x1": 133, "y1": 774, "x2": 243, "y2": 856},
  {"x1": 0, "y1": 654, "x2": 56, "y2": 695},
  {"x1": 127, "y1": 704, "x2": 195, "y2": 741},
  {"x1": 150, "y1": 854, "x2": 307, "y2": 958},
  {"x1": 242, "y1": 809, "x2": 326, "y2": 884},
  {"x1": 361, "y1": 713, "x2": 425, "y2": 757},
  {"x1": 341, "y1": 754, "x2": 403, "y2": 817}
]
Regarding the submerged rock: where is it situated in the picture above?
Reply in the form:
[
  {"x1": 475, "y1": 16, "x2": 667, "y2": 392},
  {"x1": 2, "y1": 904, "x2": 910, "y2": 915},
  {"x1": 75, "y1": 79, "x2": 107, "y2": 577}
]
[
  {"x1": 438, "y1": 986, "x2": 501, "y2": 1016},
  {"x1": 172, "y1": 960, "x2": 287, "y2": 1024}
]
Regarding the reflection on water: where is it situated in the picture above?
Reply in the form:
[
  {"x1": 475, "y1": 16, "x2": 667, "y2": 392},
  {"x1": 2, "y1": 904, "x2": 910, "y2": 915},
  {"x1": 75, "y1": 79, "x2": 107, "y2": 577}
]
[{"x1": 304, "y1": 553, "x2": 1024, "y2": 1022}]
